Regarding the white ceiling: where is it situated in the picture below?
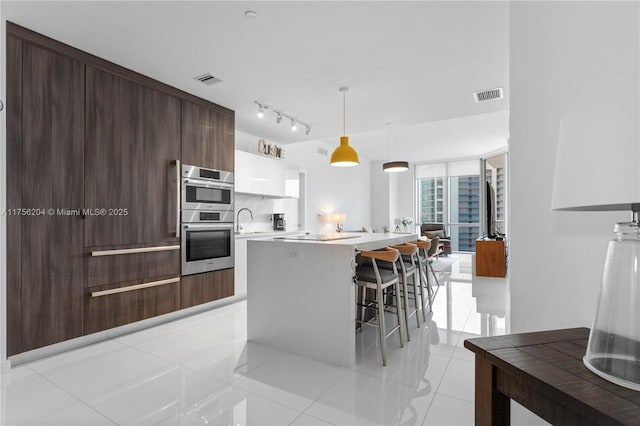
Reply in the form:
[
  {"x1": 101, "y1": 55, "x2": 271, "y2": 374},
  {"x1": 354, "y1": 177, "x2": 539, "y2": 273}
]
[{"x1": 2, "y1": 1, "x2": 510, "y2": 162}]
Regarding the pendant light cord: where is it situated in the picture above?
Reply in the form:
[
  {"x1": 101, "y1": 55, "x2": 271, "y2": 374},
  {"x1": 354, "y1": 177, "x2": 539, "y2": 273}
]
[
  {"x1": 343, "y1": 91, "x2": 346, "y2": 136},
  {"x1": 386, "y1": 123, "x2": 392, "y2": 161}
]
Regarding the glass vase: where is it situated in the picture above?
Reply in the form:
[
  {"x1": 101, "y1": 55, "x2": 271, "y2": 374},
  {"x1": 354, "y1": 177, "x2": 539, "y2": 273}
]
[{"x1": 584, "y1": 221, "x2": 640, "y2": 390}]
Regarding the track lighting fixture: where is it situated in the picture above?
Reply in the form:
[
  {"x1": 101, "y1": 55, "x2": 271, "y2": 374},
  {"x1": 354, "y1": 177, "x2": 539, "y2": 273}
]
[{"x1": 253, "y1": 101, "x2": 311, "y2": 136}]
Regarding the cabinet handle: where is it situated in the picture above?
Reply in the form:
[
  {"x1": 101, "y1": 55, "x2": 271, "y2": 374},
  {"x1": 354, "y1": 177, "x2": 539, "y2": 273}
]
[
  {"x1": 91, "y1": 277, "x2": 180, "y2": 297},
  {"x1": 91, "y1": 245, "x2": 180, "y2": 257},
  {"x1": 175, "y1": 159, "x2": 181, "y2": 237}
]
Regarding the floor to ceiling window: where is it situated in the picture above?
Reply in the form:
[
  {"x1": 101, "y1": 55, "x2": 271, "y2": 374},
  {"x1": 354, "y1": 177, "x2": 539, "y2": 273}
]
[{"x1": 416, "y1": 160, "x2": 481, "y2": 252}]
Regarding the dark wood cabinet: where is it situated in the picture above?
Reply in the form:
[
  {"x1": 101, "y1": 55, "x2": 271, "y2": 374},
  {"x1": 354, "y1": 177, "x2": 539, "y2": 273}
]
[
  {"x1": 84, "y1": 277, "x2": 181, "y2": 334},
  {"x1": 181, "y1": 269, "x2": 234, "y2": 309},
  {"x1": 86, "y1": 246, "x2": 180, "y2": 288},
  {"x1": 182, "y1": 100, "x2": 235, "y2": 171},
  {"x1": 6, "y1": 37, "x2": 85, "y2": 354},
  {"x1": 84, "y1": 66, "x2": 181, "y2": 248}
]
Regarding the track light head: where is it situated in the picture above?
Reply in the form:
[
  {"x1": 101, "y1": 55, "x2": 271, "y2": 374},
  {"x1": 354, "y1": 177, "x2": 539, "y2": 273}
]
[{"x1": 254, "y1": 101, "x2": 310, "y2": 133}]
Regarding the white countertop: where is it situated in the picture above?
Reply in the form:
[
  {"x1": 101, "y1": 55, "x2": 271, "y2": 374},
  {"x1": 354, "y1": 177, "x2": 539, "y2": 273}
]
[
  {"x1": 234, "y1": 230, "x2": 305, "y2": 240},
  {"x1": 252, "y1": 232, "x2": 418, "y2": 251}
]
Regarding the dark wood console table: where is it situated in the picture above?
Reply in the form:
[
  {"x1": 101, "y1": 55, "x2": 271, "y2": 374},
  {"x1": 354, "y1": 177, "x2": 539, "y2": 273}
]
[
  {"x1": 475, "y1": 238, "x2": 506, "y2": 277},
  {"x1": 464, "y1": 328, "x2": 640, "y2": 425}
]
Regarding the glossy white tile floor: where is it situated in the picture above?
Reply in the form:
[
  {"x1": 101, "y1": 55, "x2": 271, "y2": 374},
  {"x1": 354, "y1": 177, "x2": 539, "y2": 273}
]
[{"x1": 1, "y1": 254, "x2": 549, "y2": 425}]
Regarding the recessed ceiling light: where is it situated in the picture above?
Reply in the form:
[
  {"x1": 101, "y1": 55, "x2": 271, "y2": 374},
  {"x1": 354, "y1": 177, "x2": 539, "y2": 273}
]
[{"x1": 244, "y1": 10, "x2": 258, "y2": 19}]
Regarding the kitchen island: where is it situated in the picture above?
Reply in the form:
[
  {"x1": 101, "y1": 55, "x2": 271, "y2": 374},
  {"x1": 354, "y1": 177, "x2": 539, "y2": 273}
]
[{"x1": 247, "y1": 232, "x2": 418, "y2": 367}]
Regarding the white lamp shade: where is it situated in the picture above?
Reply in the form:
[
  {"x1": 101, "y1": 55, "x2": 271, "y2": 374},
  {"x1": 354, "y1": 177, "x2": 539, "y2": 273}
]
[
  {"x1": 552, "y1": 95, "x2": 640, "y2": 211},
  {"x1": 321, "y1": 213, "x2": 346, "y2": 223},
  {"x1": 333, "y1": 213, "x2": 346, "y2": 223}
]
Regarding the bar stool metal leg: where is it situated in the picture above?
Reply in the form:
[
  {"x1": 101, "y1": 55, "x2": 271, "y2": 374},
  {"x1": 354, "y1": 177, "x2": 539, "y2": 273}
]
[
  {"x1": 428, "y1": 260, "x2": 441, "y2": 299},
  {"x1": 410, "y1": 267, "x2": 421, "y2": 328},
  {"x1": 393, "y1": 280, "x2": 405, "y2": 348},
  {"x1": 418, "y1": 260, "x2": 429, "y2": 320},
  {"x1": 399, "y1": 267, "x2": 412, "y2": 341},
  {"x1": 376, "y1": 283, "x2": 388, "y2": 366}
]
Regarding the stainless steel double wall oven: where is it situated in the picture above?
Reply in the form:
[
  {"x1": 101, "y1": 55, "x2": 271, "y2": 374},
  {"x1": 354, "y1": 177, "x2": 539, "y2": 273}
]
[{"x1": 180, "y1": 164, "x2": 234, "y2": 276}]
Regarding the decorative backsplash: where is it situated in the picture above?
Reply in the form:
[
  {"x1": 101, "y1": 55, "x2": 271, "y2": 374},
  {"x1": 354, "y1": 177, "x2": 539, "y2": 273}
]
[{"x1": 234, "y1": 193, "x2": 300, "y2": 232}]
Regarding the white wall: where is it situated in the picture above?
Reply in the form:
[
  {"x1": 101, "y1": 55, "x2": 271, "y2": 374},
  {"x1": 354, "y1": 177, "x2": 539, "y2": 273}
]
[
  {"x1": 235, "y1": 129, "x2": 263, "y2": 154},
  {"x1": 370, "y1": 161, "x2": 418, "y2": 233},
  {"x1": 284, "y1": 140, "x2": 371, "y2": 233},
  {"x1": 509, "y1": 2, "x2": 638, "y2": 332},
  {"x1": 396, "y1": 164, "x2": 414, "y2": 225},
  {"x1": 370, "y1": 161, "x2": 391, "y2": 232}
]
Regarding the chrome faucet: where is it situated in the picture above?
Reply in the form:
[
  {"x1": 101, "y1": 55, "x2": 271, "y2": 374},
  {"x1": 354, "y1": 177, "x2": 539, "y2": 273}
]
[{"x1": 236, "y1": 208, "x2": 254, "y2": 232}]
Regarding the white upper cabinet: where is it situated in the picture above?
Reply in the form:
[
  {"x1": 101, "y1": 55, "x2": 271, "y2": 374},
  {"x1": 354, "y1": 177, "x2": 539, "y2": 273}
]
[
  {"x1": 284, "y1": 166, "x2": 300, "y2": 198},
  {"x1": 235, "y1": 150, "x2": 299, "y2": 198}
]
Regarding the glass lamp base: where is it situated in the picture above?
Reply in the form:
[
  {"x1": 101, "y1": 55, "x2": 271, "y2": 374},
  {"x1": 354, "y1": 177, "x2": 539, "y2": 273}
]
[
  {"x1": 584, "y1": 355, "x2": 640, "y2": 391},
  {"x1": 583, "y1": 221, "x2": 640, "y2": 391}
]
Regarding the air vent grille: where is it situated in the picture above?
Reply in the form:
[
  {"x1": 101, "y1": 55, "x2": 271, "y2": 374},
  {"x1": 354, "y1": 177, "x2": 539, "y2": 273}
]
[
  {"x1": 194, "y1": 73, "x2": 222, "y2": 86},
  {"x1": 474, "y1": 87, "x2": 503, "y2": 102}
]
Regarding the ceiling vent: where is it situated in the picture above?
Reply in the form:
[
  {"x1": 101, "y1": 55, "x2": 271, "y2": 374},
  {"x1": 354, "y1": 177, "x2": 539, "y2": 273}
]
[
  {"x1": 474, "y1": 87, "x2": 503, "y2": 103},
  {"x1": 194, "y1": 73, "x2": 222, "y2": 86}
]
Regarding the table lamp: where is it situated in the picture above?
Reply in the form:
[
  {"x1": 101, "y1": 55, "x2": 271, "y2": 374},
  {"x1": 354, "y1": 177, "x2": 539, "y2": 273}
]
[
  {"x1": 552, "y1": 94, "x2": 640, "y2": 390},
  {"x1": 320, "y1": 212, "x2": 346, "y2": 232},
  {"x1": 333, "y1": 213, "x2": 346, "y2": 232}
]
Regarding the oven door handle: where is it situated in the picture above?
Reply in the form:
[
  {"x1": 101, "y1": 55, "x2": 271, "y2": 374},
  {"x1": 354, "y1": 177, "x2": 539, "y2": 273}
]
[
  {"x1": 183, "y1": 223, "x2": 234, "y2": 230},
  {"x1": 183, "y1": 178, "x2": 233, "y2": 190}
]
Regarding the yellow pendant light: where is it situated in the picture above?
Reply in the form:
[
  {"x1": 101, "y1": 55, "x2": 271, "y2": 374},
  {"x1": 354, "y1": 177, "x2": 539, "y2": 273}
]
[{"x1": 330, "y1": 87, "x2": 359, "y2": 167}]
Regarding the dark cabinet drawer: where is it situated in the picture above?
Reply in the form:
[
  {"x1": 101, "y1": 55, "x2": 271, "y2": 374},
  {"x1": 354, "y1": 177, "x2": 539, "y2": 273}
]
[
  {"x1": 86, "y1": 245, "x2": 180, "y2": 288},
  {"x1": 84, "y1": 276, "x2": 181, "y2": 335},
  {"x1": 181, "y1": 269, "x2": 234, "y2": 309}
]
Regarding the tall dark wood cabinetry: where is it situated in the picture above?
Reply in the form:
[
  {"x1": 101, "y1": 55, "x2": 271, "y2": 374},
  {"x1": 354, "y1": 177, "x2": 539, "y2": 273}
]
[
  {"x1": 84, "y1": 66, "x2": 180, "y2": 247},
  {"x1": 6, "y1": 22, "x2": 235, "y2": 356},
  {"x1": 83, "y1": 66, "x2": 182, "y2": 335},
  {"x1": 7, "y1": 35, "x2": 85, "y2": 354},
  {"x1": 182, "y1": 100, "x2": 235, "y2": 172}
]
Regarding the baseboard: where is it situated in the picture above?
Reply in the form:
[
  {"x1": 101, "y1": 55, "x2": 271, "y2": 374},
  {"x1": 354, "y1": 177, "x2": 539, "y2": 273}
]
[
  {"x1": 9, "y1": 294, "x2": 247, "y2": 366},
  {"x1": 0, "y1": 358, "x2": 11, "y2": 375}
]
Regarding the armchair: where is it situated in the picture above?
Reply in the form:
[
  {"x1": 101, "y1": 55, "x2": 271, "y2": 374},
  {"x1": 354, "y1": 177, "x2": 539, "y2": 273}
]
[{"x1": 420, "y1": 223, "x2": 452, "y2": 255}]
